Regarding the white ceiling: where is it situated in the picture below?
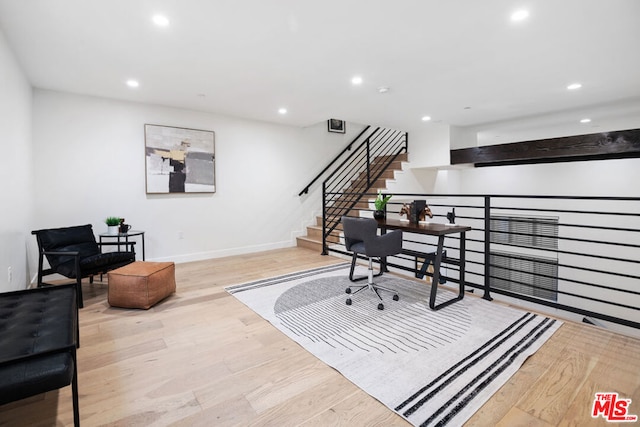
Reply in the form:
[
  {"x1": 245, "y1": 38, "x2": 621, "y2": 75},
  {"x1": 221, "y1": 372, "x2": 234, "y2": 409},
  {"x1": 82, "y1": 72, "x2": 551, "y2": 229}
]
[{"x1": 1, "y1": 0, "x2": 639, "y2": 133}]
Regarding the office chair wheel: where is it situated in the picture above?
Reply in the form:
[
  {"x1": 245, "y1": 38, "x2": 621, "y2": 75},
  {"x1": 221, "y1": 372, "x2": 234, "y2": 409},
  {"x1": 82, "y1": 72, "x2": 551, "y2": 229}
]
[
  {"x1": 346, "y1": 298, "x2": 352, "y2": 305},
  {"x1": 393, "y1": 294, "x2": 399, "y2": 301},
  {"x1": 345, "y1": 287, "x2": 352, "y2": 294},
  {"x1": 378, "y1": 303, "x2": 384, "y2": 310}
]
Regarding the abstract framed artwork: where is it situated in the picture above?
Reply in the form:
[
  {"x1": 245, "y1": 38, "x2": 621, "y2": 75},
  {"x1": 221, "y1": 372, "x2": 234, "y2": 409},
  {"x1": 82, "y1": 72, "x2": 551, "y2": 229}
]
[
  {"x1": 328, "y1": 118, "x2": 346, "y2": 133},
  {"x1": 144, "y1": 124, "x2": 215, "y2": 194}
]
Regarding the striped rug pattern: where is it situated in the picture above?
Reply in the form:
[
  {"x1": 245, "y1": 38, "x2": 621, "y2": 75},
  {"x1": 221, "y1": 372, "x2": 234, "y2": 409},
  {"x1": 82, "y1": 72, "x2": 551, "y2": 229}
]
[{"x1": 227, "y1": 264, "x2": 561, "y2": 426}]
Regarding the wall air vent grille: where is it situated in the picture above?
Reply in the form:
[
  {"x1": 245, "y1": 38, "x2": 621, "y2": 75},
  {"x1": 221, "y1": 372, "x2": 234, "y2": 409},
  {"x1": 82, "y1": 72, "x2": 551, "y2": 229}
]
[
  {"x1": 490, "y1": 214, "x2": 559, "y2": 301},
  {"x1": 490, "y1": 251, "x2": 558, "y2": 301},
  {"x1": 490, "y1": 215, "x2": 558, "y2": 250}
]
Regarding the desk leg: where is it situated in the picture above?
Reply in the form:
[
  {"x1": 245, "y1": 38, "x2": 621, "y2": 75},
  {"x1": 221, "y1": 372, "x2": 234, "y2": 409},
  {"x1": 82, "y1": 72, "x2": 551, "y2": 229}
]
[
  {"x1": 429, "y1": 236, "x2": 445, "y2": 310},
  {"x1": 458, "y1": 232, "x2": 466, "y2": 298},
  {"x1": 429, "y1": 234, "x2": 465, "y2": 311},
  {"x1": 380, "y1": 226, "x2": 388, "y2": 273},
  {"x1": 141, "y1": 233, "x2": 146, "y2": 261}
]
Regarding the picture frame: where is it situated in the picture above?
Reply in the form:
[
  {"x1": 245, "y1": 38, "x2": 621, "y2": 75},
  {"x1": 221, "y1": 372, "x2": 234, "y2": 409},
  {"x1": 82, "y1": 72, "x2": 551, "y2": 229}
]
[
  {"x1": 144, "y1": 124, "x2": 216, "y2": 194},
  {"x1": 328, "y1": 119, "x2": 346, "y2": 134}
]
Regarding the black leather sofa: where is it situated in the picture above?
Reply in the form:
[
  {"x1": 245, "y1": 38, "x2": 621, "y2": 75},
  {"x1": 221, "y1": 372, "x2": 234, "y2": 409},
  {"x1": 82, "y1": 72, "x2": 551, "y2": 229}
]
[{"x1": 0, "y1": 283, "x2": 80, "y2": 425}]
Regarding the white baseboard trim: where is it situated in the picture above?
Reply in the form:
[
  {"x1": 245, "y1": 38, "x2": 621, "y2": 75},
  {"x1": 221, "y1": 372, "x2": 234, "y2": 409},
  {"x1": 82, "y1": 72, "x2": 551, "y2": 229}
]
[{"x1": 150, "y1": 240, "x2": 295, "y2": 264}]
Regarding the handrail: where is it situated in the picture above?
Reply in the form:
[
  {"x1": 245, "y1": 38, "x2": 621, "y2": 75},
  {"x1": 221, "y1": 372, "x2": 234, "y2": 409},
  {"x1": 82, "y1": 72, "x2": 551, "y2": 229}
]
[
  {"x1": 320, "y1": 128, "x2": 408, "y2": 253},
  {"x1": 298, "y1": 125, "x2": 372, "y2": 196}
]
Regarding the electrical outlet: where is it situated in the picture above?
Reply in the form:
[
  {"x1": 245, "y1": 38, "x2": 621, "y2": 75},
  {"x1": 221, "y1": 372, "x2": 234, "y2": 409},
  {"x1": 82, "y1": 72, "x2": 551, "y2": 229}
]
[
  {"x1": 7, "y1": 266, "x2": 12, "y2": 283},
  {"x1": 178, "y1": 231, "x2": 184, "y2": 240}
]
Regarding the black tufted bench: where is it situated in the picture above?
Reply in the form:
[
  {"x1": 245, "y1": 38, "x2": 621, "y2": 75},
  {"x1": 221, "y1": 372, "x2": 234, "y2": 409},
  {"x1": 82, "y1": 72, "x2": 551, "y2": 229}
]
[{"x1": 0, "y1": 283, "x2": 79, "y2": 425}]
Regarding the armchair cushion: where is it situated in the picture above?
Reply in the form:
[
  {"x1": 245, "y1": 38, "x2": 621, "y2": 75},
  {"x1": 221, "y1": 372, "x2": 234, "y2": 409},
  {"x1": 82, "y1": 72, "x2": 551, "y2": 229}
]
[{"x1": 56, "y1": 251, "x2": 136, "y2": 278}]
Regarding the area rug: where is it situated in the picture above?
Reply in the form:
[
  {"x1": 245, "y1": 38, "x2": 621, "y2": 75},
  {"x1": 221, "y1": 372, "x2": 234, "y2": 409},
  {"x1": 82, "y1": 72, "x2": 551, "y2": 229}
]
[{"x1": 226, "y1": 263, "x2": 562, "y2": 426}]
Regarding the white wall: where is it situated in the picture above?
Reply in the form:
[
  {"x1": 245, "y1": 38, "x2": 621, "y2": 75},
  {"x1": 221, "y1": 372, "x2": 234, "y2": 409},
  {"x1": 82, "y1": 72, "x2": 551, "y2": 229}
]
[
  {"x1": 301, "y1": 120, "x2": 368, "y2": 173},
  {"x1": 442, "y1": 157, "x2": 640, "y2": 196},
  {"x1": 30, "y1": 90, "x2": 343, "y2": 273},
  {"x1": 0, "y1": 28, "x2": 33, "y2": 292},
  {"x1": 474, "y1": 100, "x2": 640, "y2": 147},
  {"x1": 406, "y1": 122, "x2": 450, "y2": 168}
]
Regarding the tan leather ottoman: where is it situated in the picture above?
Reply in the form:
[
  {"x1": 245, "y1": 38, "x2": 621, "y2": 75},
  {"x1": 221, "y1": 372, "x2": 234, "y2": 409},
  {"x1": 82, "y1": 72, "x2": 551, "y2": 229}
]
[{"x1": 108, "y1": 261, "x2": 176, "y2": 309}]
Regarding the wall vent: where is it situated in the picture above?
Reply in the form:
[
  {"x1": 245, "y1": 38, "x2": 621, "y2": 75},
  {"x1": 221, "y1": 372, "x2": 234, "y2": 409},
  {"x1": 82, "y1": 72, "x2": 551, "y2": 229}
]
[
  {"x1": 489, "y1": 214, "x2": 559, "y2": 301},
  {"x1": 490, "y1": 251, "x2": 559, "y2": 301},
  {"x1": 490, "y1": 215, "x2": 558, "y2": 250}
]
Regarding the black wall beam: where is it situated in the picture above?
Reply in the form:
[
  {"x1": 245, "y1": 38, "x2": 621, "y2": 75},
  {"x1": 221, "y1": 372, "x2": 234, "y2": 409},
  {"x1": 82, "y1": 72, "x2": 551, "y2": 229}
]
[{"x1": 450, "y1": 128, "x2": 640, "y2": 167}]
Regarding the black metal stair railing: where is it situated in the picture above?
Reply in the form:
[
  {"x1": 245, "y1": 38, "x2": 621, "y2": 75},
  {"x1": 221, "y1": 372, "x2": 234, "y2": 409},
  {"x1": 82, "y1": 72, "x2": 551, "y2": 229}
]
[
  {"x1": 298, "y1": 125, "x2": 372, "y2": 196},
  {"x1": 321, "y1": 128, "x2": 408, "y2": 254}
]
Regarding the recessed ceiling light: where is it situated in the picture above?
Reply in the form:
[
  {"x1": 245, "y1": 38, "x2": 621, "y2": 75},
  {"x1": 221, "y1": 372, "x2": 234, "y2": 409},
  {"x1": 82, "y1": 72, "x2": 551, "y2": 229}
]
[
  {"x1": 278, "y1": 108, "x2": 287, "y2": 115},
  {"x1": 152, "y1": 15, "x2": 170, "y2": 27},
  {"x1": 421, "y1": 116, "x2": 432, "y2": 122},
  {"x1": 510, "y1": 9, "x2": 529, "y2": 22},
  {"x1": 580, "y1": 118, "x2": 591, "y2": 123},
  {"x1": 126, "y1": 79, "x2": 139, "y2": 88},
  {"x1": 567, "y1": 83, "x2": 582, "y2": 90},
  {"x1": 351, "y1": 76, "x2": 363, "y2": 85},
  {"x1": 378, "y1": 86, "x2": 390, "y2": 93}
]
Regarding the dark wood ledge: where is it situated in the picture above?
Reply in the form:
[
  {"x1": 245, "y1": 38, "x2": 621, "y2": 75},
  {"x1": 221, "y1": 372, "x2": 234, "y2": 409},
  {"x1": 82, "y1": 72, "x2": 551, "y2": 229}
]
[{"x1": 450, "y1": 128, "x2": 640, "y2": 167}]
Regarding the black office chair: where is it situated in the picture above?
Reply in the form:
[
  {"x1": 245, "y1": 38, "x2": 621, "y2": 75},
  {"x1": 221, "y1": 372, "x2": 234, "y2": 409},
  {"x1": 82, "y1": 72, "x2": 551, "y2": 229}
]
[
  {"x1": 32, "y1": 224, "x2": 136, "y2": 308},
  {"x1": 341, "y1": 216, "x2": 403, "y2": 310}
]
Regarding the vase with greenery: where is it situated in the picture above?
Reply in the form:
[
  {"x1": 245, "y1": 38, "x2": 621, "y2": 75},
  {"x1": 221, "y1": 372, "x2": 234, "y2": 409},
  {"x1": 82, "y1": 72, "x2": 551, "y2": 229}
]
[
  {"x1": 105, "y1": 216, "x2": 121, "y2": 235},
  {"x1": 373, "y1": 190, "x2": 391, "y2": 220}
]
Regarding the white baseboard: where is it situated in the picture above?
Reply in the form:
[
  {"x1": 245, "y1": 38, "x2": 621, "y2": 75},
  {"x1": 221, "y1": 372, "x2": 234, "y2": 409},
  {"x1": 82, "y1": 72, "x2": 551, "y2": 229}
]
[{"x1": 150, "y1": 240, "x2": 295, "y2": 264}]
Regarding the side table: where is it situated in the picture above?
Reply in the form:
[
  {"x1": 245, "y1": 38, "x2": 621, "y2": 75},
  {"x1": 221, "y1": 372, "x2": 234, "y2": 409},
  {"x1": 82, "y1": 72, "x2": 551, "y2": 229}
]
[{"x1": 99, "y1": 230, "x2": 146, "y2": 260}]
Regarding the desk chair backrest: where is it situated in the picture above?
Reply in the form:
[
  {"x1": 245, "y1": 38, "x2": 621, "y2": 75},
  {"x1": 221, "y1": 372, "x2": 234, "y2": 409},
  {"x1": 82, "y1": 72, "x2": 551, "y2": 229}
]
[{"x1": 342, "y1": 216, "x2": 378, "y2": 252}]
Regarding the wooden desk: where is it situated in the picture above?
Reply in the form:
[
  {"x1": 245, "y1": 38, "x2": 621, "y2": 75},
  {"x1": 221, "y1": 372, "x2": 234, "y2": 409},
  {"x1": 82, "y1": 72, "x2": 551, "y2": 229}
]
[{"x1": 377, "y1": 218, "x2": 472, "y2": 310}]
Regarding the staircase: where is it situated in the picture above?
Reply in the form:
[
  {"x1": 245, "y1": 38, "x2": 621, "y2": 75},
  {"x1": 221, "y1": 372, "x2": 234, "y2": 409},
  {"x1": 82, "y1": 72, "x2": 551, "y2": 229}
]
[{"x1": 296, "y1": 151, "x2": 408, "y2": 252}]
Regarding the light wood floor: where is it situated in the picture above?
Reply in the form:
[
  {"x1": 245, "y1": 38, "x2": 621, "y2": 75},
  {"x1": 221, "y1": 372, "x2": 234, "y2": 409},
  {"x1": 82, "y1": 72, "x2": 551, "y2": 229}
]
[{"x1": 1, "y1": 247, "x2": 639, "y2": 426}]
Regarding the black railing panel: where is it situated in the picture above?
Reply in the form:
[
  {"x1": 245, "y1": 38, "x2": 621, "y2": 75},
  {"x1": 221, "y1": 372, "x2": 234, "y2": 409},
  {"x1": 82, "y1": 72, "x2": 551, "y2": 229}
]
[{"x1": 329, "y1": 193, "x2": 640, "y2": 335}]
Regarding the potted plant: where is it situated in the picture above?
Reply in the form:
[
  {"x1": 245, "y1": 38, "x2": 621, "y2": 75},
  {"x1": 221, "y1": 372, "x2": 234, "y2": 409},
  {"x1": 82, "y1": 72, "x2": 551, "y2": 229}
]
[
  {"x1": 373, "y1": 190, "x2": 392, "y2": 220},
  {"x1": 105, "y1": 216, "x2": 121, "y2": 235}
]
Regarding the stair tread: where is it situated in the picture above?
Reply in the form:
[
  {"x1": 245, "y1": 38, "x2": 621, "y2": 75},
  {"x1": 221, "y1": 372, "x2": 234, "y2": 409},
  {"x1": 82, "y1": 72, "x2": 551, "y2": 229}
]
[{"x1": 297, "y1": 235, "x2": 321, "y2": 242}]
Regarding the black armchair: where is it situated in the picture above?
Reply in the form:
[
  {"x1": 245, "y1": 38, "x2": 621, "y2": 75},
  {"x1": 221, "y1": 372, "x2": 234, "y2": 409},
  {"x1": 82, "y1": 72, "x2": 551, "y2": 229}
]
[{"x1": 32, "y1": 224, "x2": 136, "y2": 308}]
